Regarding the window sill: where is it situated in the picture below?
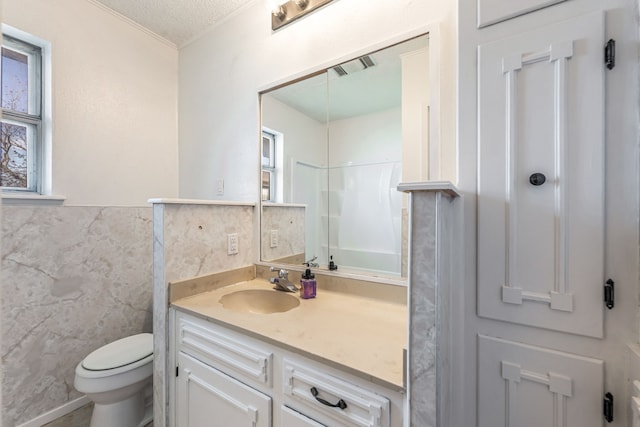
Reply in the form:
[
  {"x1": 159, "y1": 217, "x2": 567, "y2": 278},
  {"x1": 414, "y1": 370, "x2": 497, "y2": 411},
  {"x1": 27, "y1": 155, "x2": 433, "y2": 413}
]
[{"x1": 2, "y1": 193, "x2": 66, "y2": 205}]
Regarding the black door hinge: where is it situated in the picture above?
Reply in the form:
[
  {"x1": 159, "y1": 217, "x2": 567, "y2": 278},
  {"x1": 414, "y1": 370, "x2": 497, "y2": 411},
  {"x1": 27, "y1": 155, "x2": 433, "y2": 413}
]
[
  {"x1": 605, "y1": 39, "x2": 615, "y2": 70},
  {"x1": 176, "y1": 366, "x2": 179, "y2": 377},
  {"x1": 604, "y1": 279, "x2": 615, "y2": 309},
  {"x1": 604, "y1": 392, "x2": 614, "y2": 422}
]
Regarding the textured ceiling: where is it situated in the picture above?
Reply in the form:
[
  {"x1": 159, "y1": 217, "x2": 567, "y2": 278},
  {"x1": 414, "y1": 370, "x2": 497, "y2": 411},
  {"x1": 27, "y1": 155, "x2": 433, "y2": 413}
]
[{"x1": 93, "y1": 0, "x2": 254, "y2": 47}]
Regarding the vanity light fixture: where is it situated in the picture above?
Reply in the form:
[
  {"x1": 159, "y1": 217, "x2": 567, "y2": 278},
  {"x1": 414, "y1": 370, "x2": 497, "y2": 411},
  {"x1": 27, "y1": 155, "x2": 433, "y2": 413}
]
[{"x1": 271, "y1": 0, "x2": 334, "y2": 30}]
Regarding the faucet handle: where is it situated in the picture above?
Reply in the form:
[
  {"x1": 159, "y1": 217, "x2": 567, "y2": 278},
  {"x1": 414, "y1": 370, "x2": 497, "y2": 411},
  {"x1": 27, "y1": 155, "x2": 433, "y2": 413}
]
[{"x1": 269, "y1": 267, "x2": 289, "y2": 278}]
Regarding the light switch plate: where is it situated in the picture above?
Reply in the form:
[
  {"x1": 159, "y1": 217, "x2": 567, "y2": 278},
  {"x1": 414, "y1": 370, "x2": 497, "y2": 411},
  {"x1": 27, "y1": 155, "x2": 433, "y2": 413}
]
[
  {"x1": 270, "y1": 230, "x2": 278, "y2": 248},
  {"x1": 227, "y1": 233, "x2": 238, "y2": 255},
  {"x1": 217, "y1": 179, "x2": 224, "y2": 196}
]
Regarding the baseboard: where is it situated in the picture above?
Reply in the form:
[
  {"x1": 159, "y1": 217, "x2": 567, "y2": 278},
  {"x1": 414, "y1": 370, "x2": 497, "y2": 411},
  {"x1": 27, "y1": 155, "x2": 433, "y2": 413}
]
[{"x1": 16, "y1": 395, "x2": 91, "y2": 427}]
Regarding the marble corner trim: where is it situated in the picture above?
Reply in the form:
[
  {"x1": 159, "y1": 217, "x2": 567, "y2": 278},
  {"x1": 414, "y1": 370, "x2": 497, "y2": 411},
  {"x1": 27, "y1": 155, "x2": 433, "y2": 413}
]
[
  {"x1": 169, "y1": 265, "x2": 256, "y2": 303},
  {"x1": 147, "y1": 198, "x2": 255, "y2": 207},
  {"x1": 1, "y1": 194, "x2": 66, "y2": 205},
  {"x1": 397, "y1": 181, "x2": 460, "y2": 197},
  {"x1": 407, "y1": 192, "x2": 438, "y2": 427}
]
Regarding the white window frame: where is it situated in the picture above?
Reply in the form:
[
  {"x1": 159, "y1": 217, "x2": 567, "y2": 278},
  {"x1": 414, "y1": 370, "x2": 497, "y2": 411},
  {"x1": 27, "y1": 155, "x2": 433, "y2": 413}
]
[
  {"x1": 262, "y1": 130, "x2": 277, "y2": 202},
  {"x1": 261, "y1": 128, "x2": 284, "y2": 203},
  {"x1": 1, "y1": 25, "x2": 52, "y2": 195}
]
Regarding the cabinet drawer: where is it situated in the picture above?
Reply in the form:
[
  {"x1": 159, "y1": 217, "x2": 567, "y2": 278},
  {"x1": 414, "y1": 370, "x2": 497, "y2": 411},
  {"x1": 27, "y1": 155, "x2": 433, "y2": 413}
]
[
  {"x1": 281, "y1": 406, "x2": 326, "y2": 426},
  {"x1": 283, "y1": 359, "x2": 390, "y2": 427},
  {"x1": 177, "y1": 313, "x2": 273, "y2": 386}
]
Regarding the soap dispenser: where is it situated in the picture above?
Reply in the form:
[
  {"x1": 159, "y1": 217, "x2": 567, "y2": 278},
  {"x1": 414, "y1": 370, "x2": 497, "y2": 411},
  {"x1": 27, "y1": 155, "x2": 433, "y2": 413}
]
[{"x1": 300, "y1": 268, "x2": 316, "y2": 299}]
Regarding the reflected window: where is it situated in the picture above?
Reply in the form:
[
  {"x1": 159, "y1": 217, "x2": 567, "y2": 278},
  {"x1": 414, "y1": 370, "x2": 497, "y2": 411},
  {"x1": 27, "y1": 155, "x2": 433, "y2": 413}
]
[{"x1": 261, "y1": 130, "x2": 276, "y2": 201}]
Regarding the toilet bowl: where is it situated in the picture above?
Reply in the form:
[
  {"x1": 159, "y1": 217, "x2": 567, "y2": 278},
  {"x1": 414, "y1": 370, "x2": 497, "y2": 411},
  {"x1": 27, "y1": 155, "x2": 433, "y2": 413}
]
[{"x1": 74, "y1": 333, "x2": 154, "y2": 427}]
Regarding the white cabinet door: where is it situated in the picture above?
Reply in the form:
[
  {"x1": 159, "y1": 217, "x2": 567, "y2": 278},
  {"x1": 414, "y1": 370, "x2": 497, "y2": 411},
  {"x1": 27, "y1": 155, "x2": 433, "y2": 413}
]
[
  {"x1": 281, "y1": 406, "x2": 326, "y2": 427},
  {"x1": 478, "y1": 335, "x2": 604, "y2": 427},
  {"x1": 477, "y1": 11, "x2": 605, "y2": 338},
  {"x1": 176, "y1": 352, "x2": 272, "y2": 427}
]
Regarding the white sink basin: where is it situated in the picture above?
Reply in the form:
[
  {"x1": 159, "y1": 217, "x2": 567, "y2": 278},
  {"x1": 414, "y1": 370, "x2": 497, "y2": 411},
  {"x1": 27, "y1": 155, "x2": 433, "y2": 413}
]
[{"x1": 219, "y1": 289, "x2": 300, "y2": 314}]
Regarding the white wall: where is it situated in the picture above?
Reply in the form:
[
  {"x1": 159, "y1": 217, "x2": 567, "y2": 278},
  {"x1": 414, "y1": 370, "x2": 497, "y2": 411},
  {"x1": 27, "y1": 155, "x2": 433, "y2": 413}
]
[
  {"x1": 328, "y1": 108, "x2": 402, "y2": 167},
  {"x1": 178, "y1": 0, "x2": 457, "y2": 201},
  {"x1": 3, "y1": 0, "x2": 179, "y2": 205}
]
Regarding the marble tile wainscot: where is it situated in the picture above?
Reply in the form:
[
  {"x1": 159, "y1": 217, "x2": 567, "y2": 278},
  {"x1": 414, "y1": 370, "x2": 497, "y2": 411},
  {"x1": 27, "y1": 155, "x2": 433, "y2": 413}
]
[
  {"x1": 398, "y1": 181, "x2": 461, "y2": 427},
  {"x1": 150, "y1": 199, "x2": 256, "y2": 427},
  {"x1": 1, "y1": 205, "x2": 153, "y2": 427}
]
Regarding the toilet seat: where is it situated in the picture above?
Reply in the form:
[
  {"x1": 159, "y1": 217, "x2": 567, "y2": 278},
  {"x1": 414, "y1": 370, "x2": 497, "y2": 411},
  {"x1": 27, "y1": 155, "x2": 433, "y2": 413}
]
[{"x1": 82, "y1": 333, "x2": 153, "y2": 371}]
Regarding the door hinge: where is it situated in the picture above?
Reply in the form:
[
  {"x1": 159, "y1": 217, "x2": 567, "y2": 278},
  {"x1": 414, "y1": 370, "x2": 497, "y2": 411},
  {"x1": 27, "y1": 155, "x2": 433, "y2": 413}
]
[
  {"x1": 604, "y1": 392, "x2": 614, "y2": 422},
  {"x1": 176, "y1": 366, "x2": 179, "y2": 377},
  {"x1": 605, "y1": 39, "x2": 615, "y2": 70},
  {"x1": 604, "y1": 279, "x2": 615, "y2": 309}
]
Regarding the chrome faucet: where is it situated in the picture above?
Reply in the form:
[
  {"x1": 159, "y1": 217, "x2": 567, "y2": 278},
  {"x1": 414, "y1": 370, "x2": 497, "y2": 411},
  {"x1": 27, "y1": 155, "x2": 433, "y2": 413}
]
[
  {"x1": 269, "y1": 267, "x2": 298, "y2": 292},
  {"x1": 303, "y1": 255, "x2": 320, "y2": 268}
]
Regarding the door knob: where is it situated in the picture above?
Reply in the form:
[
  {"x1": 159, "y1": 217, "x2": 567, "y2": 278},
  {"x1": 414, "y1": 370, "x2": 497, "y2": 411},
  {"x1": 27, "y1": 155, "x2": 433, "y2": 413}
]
[{"x1": 529, "y1": 173, "x2": 546, "y2": 186}]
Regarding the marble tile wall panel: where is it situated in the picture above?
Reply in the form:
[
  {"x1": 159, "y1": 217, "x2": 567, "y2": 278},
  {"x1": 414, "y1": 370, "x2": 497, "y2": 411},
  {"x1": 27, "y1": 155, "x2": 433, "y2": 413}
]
[
  {"x1": 152, "y1": 203, "x2": 255, "y2": 427},
  {"x1": 407, "y1": 192, "x2": 438, "y2": 427},
  {"x1": 261, "y1": 205, "x2": 305, "y2": 263},
  {"x1": 1, "y1": 206, "x2": 153, "y2": 427},
  {"x1": 162, "y1": 204, "x2": 254, "y2": 281}
]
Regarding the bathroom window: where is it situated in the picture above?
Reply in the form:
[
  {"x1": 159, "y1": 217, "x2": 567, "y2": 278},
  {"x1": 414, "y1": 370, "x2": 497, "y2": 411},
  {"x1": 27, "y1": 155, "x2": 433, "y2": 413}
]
[
  {"x1": 1, "y1": 29, "x2": 48, "y2": 193},
  {"x1": 262, "y1": 130, "x2": 276, "y2": 201}
]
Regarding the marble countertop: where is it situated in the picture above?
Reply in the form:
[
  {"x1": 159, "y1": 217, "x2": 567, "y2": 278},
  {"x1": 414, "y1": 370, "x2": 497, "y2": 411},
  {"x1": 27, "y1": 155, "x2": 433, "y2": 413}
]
[{"x1": 171, "y1": 278, "x2": 407, "y2": 390}]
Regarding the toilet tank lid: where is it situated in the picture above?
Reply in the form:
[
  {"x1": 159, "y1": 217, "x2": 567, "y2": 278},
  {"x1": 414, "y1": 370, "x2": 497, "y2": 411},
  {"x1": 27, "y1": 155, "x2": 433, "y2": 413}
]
[{"x1": 82, "y1": 333, "x2": 153, "y2": 371}]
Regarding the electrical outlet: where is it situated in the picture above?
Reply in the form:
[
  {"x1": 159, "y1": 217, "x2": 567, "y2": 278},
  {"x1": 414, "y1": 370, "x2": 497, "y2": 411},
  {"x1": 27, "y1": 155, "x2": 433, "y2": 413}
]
[
  {"x1": 270, "y1": 230, "x2": 279, "y2": 248},
  {"x1": 227, "y1": 233, "x2": 238, "y2": 255}
]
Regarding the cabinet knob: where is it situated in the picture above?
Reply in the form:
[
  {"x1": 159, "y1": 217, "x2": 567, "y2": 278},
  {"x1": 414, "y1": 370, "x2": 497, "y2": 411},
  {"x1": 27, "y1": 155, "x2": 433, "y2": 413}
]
[{"x1": 529, "y1": 173, "x2": 546, "y2": 186}]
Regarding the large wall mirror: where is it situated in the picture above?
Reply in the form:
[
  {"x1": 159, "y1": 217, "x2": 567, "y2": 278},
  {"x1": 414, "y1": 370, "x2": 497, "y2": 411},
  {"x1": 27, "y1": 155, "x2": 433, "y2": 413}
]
[{"x1": 260, "y1": 33, "x2": 431, "y2": 279}]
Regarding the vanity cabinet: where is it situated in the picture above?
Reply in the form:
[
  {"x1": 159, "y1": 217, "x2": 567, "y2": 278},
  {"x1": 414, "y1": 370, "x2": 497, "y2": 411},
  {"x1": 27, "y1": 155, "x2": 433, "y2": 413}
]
[
  {"x1": 176, "y1": 352, "x2": 271, "y2": 427},
  {"x1": 170, "y1": 309, "x2": 404, "y2": 427}
]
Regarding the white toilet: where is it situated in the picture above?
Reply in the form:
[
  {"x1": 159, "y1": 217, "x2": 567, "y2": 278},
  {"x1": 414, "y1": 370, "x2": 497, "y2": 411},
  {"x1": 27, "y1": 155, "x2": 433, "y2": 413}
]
[{"x1": 74, "y1": 333, "x2": 154, "y2": 427}]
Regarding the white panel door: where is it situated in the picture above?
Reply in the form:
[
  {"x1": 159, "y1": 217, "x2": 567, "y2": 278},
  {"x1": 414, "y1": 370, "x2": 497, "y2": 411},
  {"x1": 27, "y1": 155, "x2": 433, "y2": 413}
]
[
  {"x1": 477, "y1": 11, "x2": 605, "y2": 338},
  {"x1": 176, "y1": 352, "x2": 272, "y2": 427},
  {"x1": 478, "y1": 335, "x2": 604, "y2": 427},
  {"x1": 477, "y1": 0, "x2": 567, "y2": 28}
]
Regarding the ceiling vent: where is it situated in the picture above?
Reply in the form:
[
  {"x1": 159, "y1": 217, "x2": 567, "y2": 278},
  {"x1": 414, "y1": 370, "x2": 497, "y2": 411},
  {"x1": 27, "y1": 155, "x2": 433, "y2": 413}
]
[
  {"x1": 332, "y1": 65, "x2": 348, "y2": 77},
  {"x1": 359, "y1": 55, "x2": 375, "y2": 69}
]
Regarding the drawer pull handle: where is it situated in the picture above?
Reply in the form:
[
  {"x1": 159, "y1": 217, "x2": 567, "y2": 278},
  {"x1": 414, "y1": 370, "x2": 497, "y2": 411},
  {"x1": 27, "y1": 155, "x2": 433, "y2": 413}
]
[{"x1": 310, "y1": 387, "x2": 347, "y2": 410}]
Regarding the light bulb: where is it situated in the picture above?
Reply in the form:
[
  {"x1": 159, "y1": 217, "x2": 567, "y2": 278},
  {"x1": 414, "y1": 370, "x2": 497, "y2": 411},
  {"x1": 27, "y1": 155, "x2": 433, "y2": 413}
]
[
  {"x1": 269, "y1": 0, "x2": 286, "y2": 20},
  {"x1": 268, "y1": 0, "x2": 285, "y2": 13}
]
